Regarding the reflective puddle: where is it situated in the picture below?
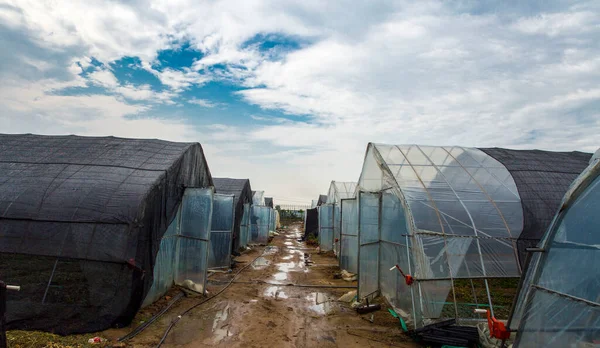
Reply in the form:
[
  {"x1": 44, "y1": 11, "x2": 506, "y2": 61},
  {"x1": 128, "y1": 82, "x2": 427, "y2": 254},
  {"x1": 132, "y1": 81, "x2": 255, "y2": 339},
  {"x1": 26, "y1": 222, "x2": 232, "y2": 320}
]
[
  {"x1": 212, "y1": 305, "x2": 233, "y2": 343},
  {"x1": 252, "y1": 257, "x2": 270, "y2": 269},
  {"x1": 263, "y1": 246, "x2": 279, "y2": 255},
  {"x1": 273, "y1": 272, "x2": 288, "y2": 281},
  {"x1": 305, "y1": 293, "x2": 335, "y2": 315},
  {"x1": 263, "y1": 286, "x2": 289, "y2": 300}
]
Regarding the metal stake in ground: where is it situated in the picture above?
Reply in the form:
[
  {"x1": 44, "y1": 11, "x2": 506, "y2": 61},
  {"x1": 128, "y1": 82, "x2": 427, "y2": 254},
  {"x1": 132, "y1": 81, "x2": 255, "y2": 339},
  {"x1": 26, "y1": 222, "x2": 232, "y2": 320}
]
[{"x1": 1, "y1": 281, "x2": 21, "y2": 348}]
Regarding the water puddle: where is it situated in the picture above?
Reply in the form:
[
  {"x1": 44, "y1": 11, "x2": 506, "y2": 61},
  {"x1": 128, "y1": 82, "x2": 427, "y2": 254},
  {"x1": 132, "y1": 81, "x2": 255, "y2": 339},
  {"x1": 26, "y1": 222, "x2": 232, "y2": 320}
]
[
  {"x1": 263, "y1": 246, "x2": 279, "y2": 255},
  {"x1": 273, "y1": 272, "x2": 288, "y2": 281},
  {"x1": 305, "y1": 293, "x2": 335, "y2": 315},
  {"x1": 252, "y1": 257, "x2": 270, "y2": 269},
  {"x1": 277, "y1": 261, "x2": 304, "y2": 273},
  {"x1": 212, "y1": 305, "x2": 233, "y2": 343},
  {"x1": 263, "y1": 286, "x2": 289, "y2": 300}
]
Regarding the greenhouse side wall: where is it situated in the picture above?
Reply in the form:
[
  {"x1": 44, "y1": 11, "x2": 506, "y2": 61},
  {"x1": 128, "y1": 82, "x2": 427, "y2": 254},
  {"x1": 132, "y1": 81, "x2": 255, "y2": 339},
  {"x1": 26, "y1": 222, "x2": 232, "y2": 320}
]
[
  {"x1": 340, "y1": 198, "x2": 358, "y2": 274},
  {"x1": 358, "y1": 192, "x2": 380, "y2": 299},
  {"x1": 208, "y1": 194, "x2": 235, "y2": 269},
  {"x1": 239, "y1": 203, "x2": 251, "y2": 249},
  {"x1": 333, "y1": 204, "x2": 342, "y2": 256},
  {"x1": 175, "y1": 188, "x2": 213, "y2": 294},
  {"x1": 319, "y1": 204, "x2": 334, "y2": 251},
  {"x1": 515, "y1": 171, "x2": 600, "y2": 347},
  {"x1": 250, "y1": 206, "x2": 270, "y2": 244}
]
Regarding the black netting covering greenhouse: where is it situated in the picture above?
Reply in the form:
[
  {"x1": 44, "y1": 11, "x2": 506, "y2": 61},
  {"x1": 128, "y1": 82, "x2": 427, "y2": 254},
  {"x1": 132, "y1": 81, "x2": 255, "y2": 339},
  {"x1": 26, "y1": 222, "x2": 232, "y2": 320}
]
[
  {"x1": 213, "y1": 178, "x2": 252, "y2": 251},
  {"x1": 318, "y1": 195, "x2": 327, "y2": 206},
  {"x1": 264, "y1": 197, "x2": 273, "y2": 208},
  {"x1": 304, "y1": 208, "x2": 318, "y2": 239},
  {"x1": 480, "y1": 148, "x2": 592, "y2": 269},
  {"x1": 0, "y1": 134, "x2": 212, "y2": 334}
]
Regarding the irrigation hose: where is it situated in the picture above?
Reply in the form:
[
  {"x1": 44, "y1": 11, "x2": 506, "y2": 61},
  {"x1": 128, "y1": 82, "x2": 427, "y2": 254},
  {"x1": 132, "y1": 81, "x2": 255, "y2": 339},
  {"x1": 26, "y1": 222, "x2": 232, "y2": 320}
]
[
  {"x1": 118, "y1": 291, "x2": 185, "y2": 342},
  {"x1": 155, "y1": 248, "x2": 269, "y2": 348}
]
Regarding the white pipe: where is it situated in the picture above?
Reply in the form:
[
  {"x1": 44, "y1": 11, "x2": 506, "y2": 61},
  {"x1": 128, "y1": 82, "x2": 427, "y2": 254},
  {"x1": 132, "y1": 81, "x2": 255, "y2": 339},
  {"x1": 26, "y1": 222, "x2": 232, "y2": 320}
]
[{"x1": 6, "y1": 285, "x2": 20, "y2": 291}]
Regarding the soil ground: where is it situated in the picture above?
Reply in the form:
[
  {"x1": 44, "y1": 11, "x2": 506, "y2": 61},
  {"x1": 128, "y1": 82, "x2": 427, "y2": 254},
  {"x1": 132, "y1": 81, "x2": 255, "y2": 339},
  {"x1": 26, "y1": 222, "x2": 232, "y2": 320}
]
[
  {"x1": 7, "y1": 222, "x2": 418, "y2": 347},
  {"x1": 123, "y1": 222, "x2": 418, "y2": 347}
]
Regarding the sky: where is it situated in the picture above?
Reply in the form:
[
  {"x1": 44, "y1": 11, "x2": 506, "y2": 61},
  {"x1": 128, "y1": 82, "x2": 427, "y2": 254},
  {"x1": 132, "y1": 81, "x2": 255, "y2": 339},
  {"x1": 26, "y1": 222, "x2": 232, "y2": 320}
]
[{"x1": 1, "y1": 0, "x2": 599, "y2": 205}]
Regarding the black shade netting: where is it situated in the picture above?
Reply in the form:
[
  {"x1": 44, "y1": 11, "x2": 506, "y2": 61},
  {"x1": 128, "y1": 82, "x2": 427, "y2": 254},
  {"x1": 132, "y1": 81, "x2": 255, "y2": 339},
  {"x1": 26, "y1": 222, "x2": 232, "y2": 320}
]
[
  {"x1": 480, "y1": 148, "x2": 591, "y2": 270},
  {"x1": 0, "y1": 134, "x2": 212, "y2": 334}
]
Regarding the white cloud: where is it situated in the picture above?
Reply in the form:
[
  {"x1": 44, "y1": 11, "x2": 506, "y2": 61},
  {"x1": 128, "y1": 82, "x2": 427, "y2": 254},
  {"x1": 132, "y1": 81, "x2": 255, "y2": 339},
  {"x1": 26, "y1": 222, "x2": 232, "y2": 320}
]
[
  {"x1": 1, "y1": 0, "x2": 600, "y2": 202},
  {"x1": 511, "y1": 11, "x2": 597, "y2": 37},
  {"x1": 151, "y1": 68, "x2": 211, "y2": 92},
  {"x1": 88, "y1": 69, "x2": 119, "y2": 88},
  {"x1": 188, "y1": 98, "x2": 220, "y2": 108}
]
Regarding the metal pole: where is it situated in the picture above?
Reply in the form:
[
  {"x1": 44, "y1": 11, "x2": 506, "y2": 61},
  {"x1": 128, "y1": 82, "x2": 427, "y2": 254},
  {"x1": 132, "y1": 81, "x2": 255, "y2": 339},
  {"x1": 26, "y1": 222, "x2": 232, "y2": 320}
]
[{"x1": 1, "y1": 281, "x2": 20, "y2": 348}]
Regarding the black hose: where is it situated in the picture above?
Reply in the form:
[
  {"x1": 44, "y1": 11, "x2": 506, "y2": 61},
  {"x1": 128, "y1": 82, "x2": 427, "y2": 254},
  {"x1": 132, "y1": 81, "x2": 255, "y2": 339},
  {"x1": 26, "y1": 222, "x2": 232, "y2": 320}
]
[
  {"x1": 155, "y1": 248, "x2": 269, "y2": 348},
  {"x1": 118, "y1": 291, "x2": 185, "y2": 342}
]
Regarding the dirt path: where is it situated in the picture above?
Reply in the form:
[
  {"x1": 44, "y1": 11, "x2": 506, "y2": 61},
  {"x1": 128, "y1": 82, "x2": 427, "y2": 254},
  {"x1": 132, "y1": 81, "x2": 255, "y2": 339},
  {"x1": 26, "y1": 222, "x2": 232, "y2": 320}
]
[{"x1": 123, "y1": 222, "x2": 417, "y2": 347}]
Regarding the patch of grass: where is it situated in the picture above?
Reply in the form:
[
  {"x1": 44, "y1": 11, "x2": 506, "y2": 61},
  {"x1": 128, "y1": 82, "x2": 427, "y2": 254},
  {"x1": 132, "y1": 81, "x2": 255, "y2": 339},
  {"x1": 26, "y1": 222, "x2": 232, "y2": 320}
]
[
  {"x1": 440, "y1": 278, "x2": 519, "y2": 320},
  {"x1": 306, "y1": 233, "x2": 319, "y2": 246},
  {"x1": 6, "y1": 330, "x2": 109, "y2": 348}
]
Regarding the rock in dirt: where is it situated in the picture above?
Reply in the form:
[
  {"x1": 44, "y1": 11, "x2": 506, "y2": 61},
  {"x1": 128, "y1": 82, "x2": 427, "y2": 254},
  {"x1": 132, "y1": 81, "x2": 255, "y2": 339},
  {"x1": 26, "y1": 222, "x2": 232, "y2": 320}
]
[
  {"x1": 338, "y1": 290, "x2": 357, "y2": 303},
  {"x1": 340, "y1": 270, "x2": 357, "y2": 282}
]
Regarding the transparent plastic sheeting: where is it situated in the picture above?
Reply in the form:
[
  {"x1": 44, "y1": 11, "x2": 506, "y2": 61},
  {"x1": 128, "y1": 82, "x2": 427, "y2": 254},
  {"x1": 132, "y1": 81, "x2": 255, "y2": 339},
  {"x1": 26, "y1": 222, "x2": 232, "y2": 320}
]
[
  {"x1": 333, "y1": 204, "x2": 342, "y2": 255},
  {"x1": 250, "y1": 206, "x2": 271, "y2": 244},
  {"x1": 513, "y1": 164, "x2": 600, "y2": 347},
  {"x1": 239, "y1": 203, "x2": 251, "y2": 248},
  {"x1": 253, "y1": 191, "x2": 265, "y2": 205},
  {"x1": 327, "y1": 181, "x2": 358, "y2": 204},
  {"x1": 143, "y1": 188, "x2": 213, "y2": 306},
  {"x1": 379, "y1": 193, "x2": 420, "y2": 326},
  {"x1": 208, "y1": 194, "x2": 235, "y2": 269},
  {"x1": 270, "y1": 209, "x2": 276, "y2": 231},
  {"x1": 358, "y1": 192, "x2": 380, "y2": 299},
  {"x1": 340, "y1": 199, "x2": 358, "y2": 274},
  {"x1": 356, "y1": 144, "x2": 525, "y2": 327},
  {"x1": 319, "y1": 204, "x2": 334, "y2": 251}
]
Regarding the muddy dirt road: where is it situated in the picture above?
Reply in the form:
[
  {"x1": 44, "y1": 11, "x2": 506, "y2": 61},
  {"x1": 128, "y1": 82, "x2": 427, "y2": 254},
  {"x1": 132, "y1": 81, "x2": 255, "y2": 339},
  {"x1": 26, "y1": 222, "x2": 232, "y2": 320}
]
[{"x1": 122, "y1": 223, "x2": 417, "y2": 347}]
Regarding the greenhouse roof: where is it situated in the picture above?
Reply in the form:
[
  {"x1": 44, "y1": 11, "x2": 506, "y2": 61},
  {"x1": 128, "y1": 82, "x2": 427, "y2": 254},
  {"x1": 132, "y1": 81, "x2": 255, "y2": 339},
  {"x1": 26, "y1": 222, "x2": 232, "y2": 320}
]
[
  {"x1": 326, "y1": 181, "x2": 357, "y2": 204},
  {"x1": 213, "y1": 177, "x2": 252, "y2": 204}
]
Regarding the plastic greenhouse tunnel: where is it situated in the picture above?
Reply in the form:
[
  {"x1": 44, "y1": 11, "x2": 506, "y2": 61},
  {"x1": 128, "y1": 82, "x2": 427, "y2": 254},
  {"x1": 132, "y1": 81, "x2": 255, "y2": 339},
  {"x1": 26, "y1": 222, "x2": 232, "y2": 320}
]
[
  {"x1": 508, "y1": 158, "x2": 600, "y2": 347},
  {"x1": 0, "y1": 134, "x2": 214, "y2": 334},
  {"x1": 351, "y1": 143, "x2": 591, "y2": 330}
]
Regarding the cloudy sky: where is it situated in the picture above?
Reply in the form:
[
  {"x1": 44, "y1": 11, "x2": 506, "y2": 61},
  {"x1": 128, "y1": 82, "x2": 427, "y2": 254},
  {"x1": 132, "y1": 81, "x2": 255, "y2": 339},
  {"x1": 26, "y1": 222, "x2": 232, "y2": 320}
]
[{"x1": 1, "y1": 0, "x2": 598, "y2": 204}]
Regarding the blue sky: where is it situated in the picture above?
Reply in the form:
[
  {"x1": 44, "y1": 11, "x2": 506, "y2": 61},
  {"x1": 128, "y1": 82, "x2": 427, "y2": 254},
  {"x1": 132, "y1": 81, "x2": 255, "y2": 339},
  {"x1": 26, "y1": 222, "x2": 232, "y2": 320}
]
[{"x1": 0, "y1": 0, "x2": 599, "y2": 204}]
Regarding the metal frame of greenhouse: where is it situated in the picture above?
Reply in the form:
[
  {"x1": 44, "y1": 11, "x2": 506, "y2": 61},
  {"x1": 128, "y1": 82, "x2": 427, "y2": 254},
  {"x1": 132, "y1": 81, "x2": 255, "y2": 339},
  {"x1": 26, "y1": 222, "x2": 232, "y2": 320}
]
[{"x1": 350, "y1": 143, "x2": 591, "y2": 330}]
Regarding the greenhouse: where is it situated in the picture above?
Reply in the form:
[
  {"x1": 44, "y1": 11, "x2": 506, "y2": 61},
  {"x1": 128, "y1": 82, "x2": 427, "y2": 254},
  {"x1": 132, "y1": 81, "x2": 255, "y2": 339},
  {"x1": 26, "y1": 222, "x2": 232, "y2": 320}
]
[
  {"x1": 319, "y1": 181, "x2": 356, "y2": 253},
  {"x1": 509, "y1": 158, "x2": 600, "y2": 347},
  {"x1": 0, "y1": 134, "x2": 213, "y2": 334},
  {"x1": 355, "y1": 143, "x2": 591, "y2": 329},
  {"x1": 213, "y1": 178, "x2": 253, "y2": 250}
]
